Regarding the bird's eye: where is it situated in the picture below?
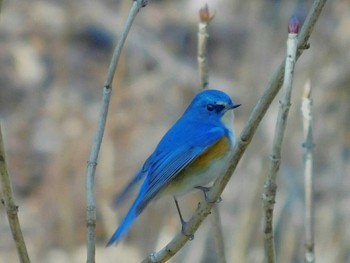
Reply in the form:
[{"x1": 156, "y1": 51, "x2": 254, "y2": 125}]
[{"x1": 206, "y1": 104, "x2": 215, "y2": 111}]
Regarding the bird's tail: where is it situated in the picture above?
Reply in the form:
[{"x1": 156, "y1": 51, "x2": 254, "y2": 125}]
[
  {"x1": 106, "y1": 178, "x2": 149, "y2": 246},
  {"x1": 106, "y1": 202, "x2": 137, "y2": 246}
]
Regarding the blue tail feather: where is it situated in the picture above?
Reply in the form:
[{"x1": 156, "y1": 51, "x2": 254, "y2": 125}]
[
  {"x1": 106, "y1": 201, "x2": 138, "y2": 246},
  {"x1": 107, "y1": 178, "x2": 150, "y2": 246}
]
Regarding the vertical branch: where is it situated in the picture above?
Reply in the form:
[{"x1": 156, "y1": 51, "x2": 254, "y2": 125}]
[
  {"x1": 0, "y1": 2, "x2": 30, "y2": 262},
  {"x1": 301, "y1": 80, "x2": 315, "y2": 263},
  {"x1": 0, "y1": 3, "x2": 30, "y2": 263},
  {"x1": 262, "y1": 16, "x2": 299, "y2": 263},
  {"x1": 210, "y1": 205, "x2": 227, "y2": 263},
  {"x1": 197, "y1": 4, "x2": 226, "y2": 263},
  {"x1": 0, "y1": 124, "x2": 30, "y2": 263},
  {"x1": 197, "y1": 4, "x2": 213, "y2": 89},
  {"x1": 86, "y1": 1, "x2": 147, "y2": 263}
]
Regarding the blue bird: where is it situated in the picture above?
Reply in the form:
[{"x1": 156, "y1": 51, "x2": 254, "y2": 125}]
[{"x1": 107, "y1": 89, "x2": 240, "y2": 246}]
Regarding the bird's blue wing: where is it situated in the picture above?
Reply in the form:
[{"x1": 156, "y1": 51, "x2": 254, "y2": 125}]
[{"x1": 136, "y1": 126, "x2": 226, "y2": 213}]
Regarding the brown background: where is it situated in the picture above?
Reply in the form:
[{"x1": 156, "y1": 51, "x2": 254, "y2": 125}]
[{"x1": 0, "y1": 0, "x2": 349, "y2": 262}]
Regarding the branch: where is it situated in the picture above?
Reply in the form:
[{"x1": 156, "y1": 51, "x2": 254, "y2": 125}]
[
  {"x1": 0, "y1": 124, "x2": 31, "y2": 263},
  {"x1": 197, "y1": 4, "x2": 213, "y2": 89},
  {"x1": 262, "y1": 15, "x2": 299, "y2": 263},
  {"x1": 301, "y1": 80, "x2": 315, "y2": 263},
  {"x1": 141, "y1": 1, "x2": 327, "y2": 262},
  {"x1": 0, "y1": 3, "x2": 30, "y2": 262},
  {"x1": 85, "y1": 1, "x2": 147, "y2": 262},
  {"x1": 197, "y1": 4, "x2": 226, "y2": 263},
  {"x1": 210, "y1": 205, "x2": 226, "y2": 263}
]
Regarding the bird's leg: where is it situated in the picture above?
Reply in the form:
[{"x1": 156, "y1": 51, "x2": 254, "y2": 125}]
[
  {"x1": 195, "y1": 186, "x2": 222, "y2": 203},
  {"x1": 173, "y1": 197, "x2": 194, "y2": 240}
]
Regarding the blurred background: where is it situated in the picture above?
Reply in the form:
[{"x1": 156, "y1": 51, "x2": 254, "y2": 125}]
[{"x1": 0, "y1": 0, "x2": 349, "y2": 262}]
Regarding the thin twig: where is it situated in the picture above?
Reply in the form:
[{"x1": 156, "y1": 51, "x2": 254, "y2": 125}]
[
  {"x1": 141, "y1": 1, "x2": 327, "y2": 262},
  {"x1": 0, "y1": 3, "x2": 30, "y2": 262},
  {"x1": 0, "y1": 124, "x2": 31, "y2": 263},
  {"x1": 197, "y1": 4, "x2": 213, "y2": 89},
  {"x1": 262, "y1": 16, "x2": 299, "y2": 263},
  {"x1": 210, "y1": 205, "x2": 226, "y2": 263},
  {"x1": 85, "y1": 1, "x2": 147, "y2": 262},
  {"x1": 301, "y1": 80, "x2": 315, "y2": 263},
  {"x1": 197, "y1": 4, "x2": 226, "y2": 263}
]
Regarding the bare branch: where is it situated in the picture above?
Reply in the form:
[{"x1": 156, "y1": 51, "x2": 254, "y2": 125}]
[
  {"x1": 0, "y1": 3, "x2": 30, "y2": 262},
  {"x1": 301, "y1": 80, "x2": 315, "y2": 263},
  {"x1": 262, "y1": 15, "x2": 299, "y2": 263},
  {"x1": 195, "y1": 4, "x2": 227, "y2": 261},
  {"x1": 197, "y1": 4, "x2": 214, "y2": 89},
  {"x1": 0, "y1": 124, "x2": 30, "y2": 263},
  {"x1": 210, "y1": 205, "x2": 226, "y2": 263},
  {"x1": 196, "y1": 4, "x2": 226, "y2": 263},
  {"x1": 85, "y1": 1, "x2": 147, "y2": 262}
]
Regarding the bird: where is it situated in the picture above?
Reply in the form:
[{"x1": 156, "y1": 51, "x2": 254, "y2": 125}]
[{"x1": 107, "y1": 89, "x2": 240, "y2": 246}]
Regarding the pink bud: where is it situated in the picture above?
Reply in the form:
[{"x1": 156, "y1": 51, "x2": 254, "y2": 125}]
[
  {"x1": 288, "y1": 16, "x2": 299, "y2": 34},
  {"x1": 199, "y1": 4, "x2": 210, "y2": 22}
]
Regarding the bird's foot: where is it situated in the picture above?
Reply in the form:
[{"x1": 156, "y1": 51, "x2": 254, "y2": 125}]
[
  {"x1": 181, "y1": 221, "x2": 194, "y2": 241},
  {"x1": 174, "y1": 197, "x2": 194, "y2": 240},
  {"x1": 195, "y1": 186, "x2": 222, "y2": 203}
]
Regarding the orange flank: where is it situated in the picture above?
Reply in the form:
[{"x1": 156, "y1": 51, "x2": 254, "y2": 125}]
[{"x1": 189, "y1": 136, "x2": 230, "y2": 171}]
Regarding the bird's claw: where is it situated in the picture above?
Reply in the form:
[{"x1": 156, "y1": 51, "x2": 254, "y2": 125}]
[
  {"x1": 195, "y1": 186, "x2": 222, "y2": 204},
  {"x1": 181, "y1": 221, "x2": 194, "y2": 241},
  {"x1": 216, "y1": 196, "x2": 223, "y2": 203}
]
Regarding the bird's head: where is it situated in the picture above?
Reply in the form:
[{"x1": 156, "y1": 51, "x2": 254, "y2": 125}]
[{"x1": 185, "y1": 89, "x2": 240, "y2": 124}]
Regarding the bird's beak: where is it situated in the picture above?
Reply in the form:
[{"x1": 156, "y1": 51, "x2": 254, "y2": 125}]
[{"x1": 228, "y1": 103, "x2": 241, "y2": 110}]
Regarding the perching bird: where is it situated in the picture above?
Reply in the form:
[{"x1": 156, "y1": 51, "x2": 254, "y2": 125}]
[{"x1": 107, "y1": 89, "x2": 240, "y2": 246}]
